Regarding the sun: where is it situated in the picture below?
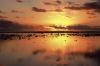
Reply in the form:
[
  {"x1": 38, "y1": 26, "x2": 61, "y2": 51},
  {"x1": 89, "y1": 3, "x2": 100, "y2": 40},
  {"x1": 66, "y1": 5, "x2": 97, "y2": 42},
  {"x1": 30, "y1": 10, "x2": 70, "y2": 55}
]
[{"x1": 44, "y1": 12, "x2": 76, "y2": 26}]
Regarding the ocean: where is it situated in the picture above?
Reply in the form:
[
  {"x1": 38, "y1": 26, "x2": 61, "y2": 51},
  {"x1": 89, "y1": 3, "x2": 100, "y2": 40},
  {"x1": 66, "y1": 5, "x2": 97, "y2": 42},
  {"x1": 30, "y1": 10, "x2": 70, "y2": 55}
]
[{"x1": 0, "y1": 32, "x2": 100, "y2": 66}]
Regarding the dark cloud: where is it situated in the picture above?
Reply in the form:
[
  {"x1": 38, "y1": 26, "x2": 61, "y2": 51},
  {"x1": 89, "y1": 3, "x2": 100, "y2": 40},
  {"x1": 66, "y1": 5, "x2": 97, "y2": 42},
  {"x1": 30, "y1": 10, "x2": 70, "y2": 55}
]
[
  {"x1": 84, "y1": 2, "x2": 100, "y2": 9},
  {"x1": 32, "y1": 7, "x2": 47, "y2": 12},
  {"x1": 43, "y1": 0, "x2": 62, "y2": 6},
  {"x1": 64, "y1": 1, "x2": 100, "y2": 13},
  {"x1": 0, "y1": 15, "x2": 8, "y2": 19},
  {"x1": 64, "y1": 7, "x2": 87, "y2": 10},
  {"x1": 0, "y1": 19, "x2": 33, "y2": 32},
  {"x1": 49, "y1": 25, "x2": 67, "y2": 29},
  {"x1": 32, "y1": 7, "x2": 63, "y2": 12},
  {"x1": 15, "y1": 16, "x2": 21, "y2": 19},
  {"x1": 54, "y1": 9, "x2": 63, "y2": 12},
  {"x1": 49, "y1": 24, "x2": 100, "y2": 31},
  {"x1": 0, "y1": 19, "x2": 52, "y2": 32},
  {"x1": 43, "y1": 1, "x2": 94, "y2": 13},
  {"x1": 16, "y1": 0, "x2": 23, "y2": 3},
  {"x1": 55, "y1": 0, "x2": 62, "y2": 4},
  {"x1": 84, "y1": 2, "x2": 100, "y2": 13},
  {"x1": 67, "y1": 25, "x2": 92, "y2": 30},
  {"x1": 0, "y1": 10, "x2": 5, "y2": 14},
  {"x1": 67, "y1": 25, "x2": 100, "y2": 30},
  {"x1": 33, "y1": 0, "x2": 63, "y2": 12},
  {"x1": 11, "y1": 10, "x2": 23, "y2": 13},
  {"x1": 43, "y1": 0, "x2": 100, "y2": 13},
  {"x1": 97, "y1": 0, "x2": 100, "y2": 2},
  {"x1": 32, "y1": 49, "x2": 46, "y2": 55},
  {"x1": 64, "y1": 2, "x2": 100, "y2": 10},
  {"x1": 43, "y1": 2, "x2": 56, "y2": 5},
  {"x1": 43, "y1": 1, "x2": 60, "y2": 6},
  {"x1": 0, "y1": 10, "x2": 2, "y2": 13}
]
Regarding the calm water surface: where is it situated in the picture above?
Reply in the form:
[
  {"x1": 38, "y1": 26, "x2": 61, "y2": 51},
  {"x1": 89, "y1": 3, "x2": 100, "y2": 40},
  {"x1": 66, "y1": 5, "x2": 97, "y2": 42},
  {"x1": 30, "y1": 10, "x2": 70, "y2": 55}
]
[{"x1": 0, "y1": 33, "x2": 100, "y2": 66}]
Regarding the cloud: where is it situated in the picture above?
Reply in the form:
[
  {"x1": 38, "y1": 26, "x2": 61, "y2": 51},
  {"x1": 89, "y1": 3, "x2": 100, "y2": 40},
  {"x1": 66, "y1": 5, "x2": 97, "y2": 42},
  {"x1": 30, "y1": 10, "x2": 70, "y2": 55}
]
[
  {"x1": 0, "y1": 19, "x2": 53, "y2": 32},
  {"x1": 42, "y1": 0, "x2": 100, "y2": 13},
  {"x1": 0, "y1": 10, "x2": 5, "y2": 14},
  {"x1": 0, "y1": 10, "x2": 2, "y2": 13},
  {"x1": 49, "y1": 24, "x2": 100, "y2": 31},
  {"x1": 97, "y1": 0, "x2": 100, "y2": 2},
  {"x1": 43, "y1": 0, "x2": 61, "y2": 6},
  {"x1": 32, "y1": 7, "x2": 63, "y2": 12},
  {"x1": 64, "y1": 1, "x2": 100, "y2": 13},
  {"x1": 11, "y1": 10, "x2": 24, "y2": 13},
  {"x1": 54, "y1": 9, "x2": 63, "y2": 12},
  {"x1": 64, "y1": 3, "x2": 99, "y2": 10},
  {"x1": 64, "y1": 7, "x2": 87, "y2": 10},
  {"x1": 32, "y1": 49, "x2": 46, "y2": 55},
  {"x1": 0, "y1": 15, "x2": 8, "y2": 19},
  {"x1": 84, "y1": 2, "x2": 100, "y2": 13},
  {"x1": 43, "y1": 2, "x2": 57, "y2": 6},
  {"x1": 16, "y1": 0, "x2": 23, "y2": 3},
  {"x1": 15, "y1": 16, "x2": 21, "y2": 19},
  {"x1": 43, "y1": 0, "x2": 62, "y2": 6},
  {"x1": 32, "y1": 7, "x2": 47, "y2": 12},
  {"x1": 54, "y1": 0, "x2": 62, "y2": 4},
  {"x1": 0, "y1": 19, "x2": 33, "y2": 32},
  {"x1": 67, "y1": 25, "x2": 92, "y2": 30},
  {"x1": 49, "y1": 25, "x2": 67, "y2": 30}
]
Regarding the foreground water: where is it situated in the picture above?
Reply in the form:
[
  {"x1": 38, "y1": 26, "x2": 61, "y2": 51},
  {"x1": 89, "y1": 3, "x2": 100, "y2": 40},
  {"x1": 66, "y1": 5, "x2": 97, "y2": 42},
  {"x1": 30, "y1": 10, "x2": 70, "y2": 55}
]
[{"x1": 0, "y1": 33, "x2": 100, "y2": 66}]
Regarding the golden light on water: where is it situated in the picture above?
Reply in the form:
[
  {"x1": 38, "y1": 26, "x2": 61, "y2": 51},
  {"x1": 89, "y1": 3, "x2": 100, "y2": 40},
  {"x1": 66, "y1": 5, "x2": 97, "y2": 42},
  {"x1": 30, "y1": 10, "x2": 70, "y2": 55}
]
[
  {"x1": 45, "y1": 36, "x2": 93, "y2": 53},
  {"x1": 47, "y1": 36, "x2": 71, "y2": 51}
]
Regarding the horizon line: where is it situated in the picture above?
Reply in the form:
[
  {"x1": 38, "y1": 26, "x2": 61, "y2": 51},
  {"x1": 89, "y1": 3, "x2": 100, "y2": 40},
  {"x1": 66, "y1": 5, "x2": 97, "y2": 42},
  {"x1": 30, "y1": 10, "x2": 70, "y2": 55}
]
[{"x1": 0, "y1": 30, "x2": 100, "y2": 33}]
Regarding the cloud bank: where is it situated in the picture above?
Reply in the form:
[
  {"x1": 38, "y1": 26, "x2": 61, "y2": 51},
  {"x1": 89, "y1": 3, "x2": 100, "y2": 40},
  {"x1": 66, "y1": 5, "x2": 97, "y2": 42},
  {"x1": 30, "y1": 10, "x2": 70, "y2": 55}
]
[
  {"x1": 64, "y1": 0, "x2": 100, "y2": 13},
  {"x1": 0, "y1": 19, "x2": 53, "y2": 32},
  {"x1": 49, "y1": 24, "x2": 100, "y2": 31}
]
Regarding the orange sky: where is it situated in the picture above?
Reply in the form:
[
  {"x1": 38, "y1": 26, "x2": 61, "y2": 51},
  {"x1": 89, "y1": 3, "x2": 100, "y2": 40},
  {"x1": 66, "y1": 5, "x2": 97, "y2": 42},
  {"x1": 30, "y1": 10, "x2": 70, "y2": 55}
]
[{"x1": 0, "y1": 0, "x2": 100, "y2": 26}]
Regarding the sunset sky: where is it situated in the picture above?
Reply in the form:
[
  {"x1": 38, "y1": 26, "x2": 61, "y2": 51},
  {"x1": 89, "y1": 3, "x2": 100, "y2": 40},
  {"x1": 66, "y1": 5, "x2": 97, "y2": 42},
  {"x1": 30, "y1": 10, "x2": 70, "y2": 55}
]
[{"x1": 0, "y1": 0, "x2": 100, "y2": 27}]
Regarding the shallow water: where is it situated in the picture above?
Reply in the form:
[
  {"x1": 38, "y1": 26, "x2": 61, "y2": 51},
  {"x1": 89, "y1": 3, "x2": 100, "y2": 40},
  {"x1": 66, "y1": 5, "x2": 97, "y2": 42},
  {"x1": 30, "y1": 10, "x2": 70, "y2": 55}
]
[{"x1": 0, "y1": 33, "x2": 100, "y2": 66}]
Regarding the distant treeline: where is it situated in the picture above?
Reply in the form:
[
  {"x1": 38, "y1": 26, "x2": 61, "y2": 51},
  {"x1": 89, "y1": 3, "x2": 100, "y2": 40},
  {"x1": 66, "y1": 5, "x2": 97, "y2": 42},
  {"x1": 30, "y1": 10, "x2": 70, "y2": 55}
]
[{"x1": 0, "y1": 32, "x2": 100, "y2": 40}]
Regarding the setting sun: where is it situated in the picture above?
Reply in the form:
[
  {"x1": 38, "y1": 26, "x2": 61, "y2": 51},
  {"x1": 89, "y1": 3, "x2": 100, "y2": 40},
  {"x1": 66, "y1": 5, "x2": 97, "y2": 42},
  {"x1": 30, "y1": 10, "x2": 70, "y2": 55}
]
[
  {"x1": 44, "y1": 12, "x2": 76, "y2": 26},
  {"x1": 0, "y1": 0, "x2": 100, "y2": 66}
]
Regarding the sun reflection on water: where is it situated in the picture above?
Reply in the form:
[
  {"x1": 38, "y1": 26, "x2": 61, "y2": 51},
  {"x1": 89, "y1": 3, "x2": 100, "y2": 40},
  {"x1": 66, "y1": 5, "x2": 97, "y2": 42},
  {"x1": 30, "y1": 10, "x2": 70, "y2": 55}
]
[
  {"x1": 0, "y1": 33, "x2": 100, "y2": 66},
  {"x1": 44, "y1": 35, "x2": 96, "y2": 54},
  {"x1": 47, "y1": 36, "x2": 67, "y2": 50}
]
